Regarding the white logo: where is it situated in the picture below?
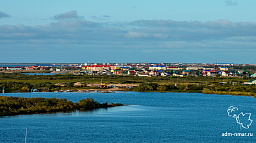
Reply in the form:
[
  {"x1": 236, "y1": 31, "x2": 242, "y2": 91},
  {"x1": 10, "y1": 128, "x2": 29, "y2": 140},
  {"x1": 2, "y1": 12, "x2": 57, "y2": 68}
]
[{"x1": 227, "y1": 106, "x2": 253, "y2": 129}]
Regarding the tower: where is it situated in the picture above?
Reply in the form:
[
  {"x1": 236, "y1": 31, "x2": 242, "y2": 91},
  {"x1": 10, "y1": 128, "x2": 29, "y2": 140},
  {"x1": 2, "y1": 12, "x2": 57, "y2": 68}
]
[{"x1": 214, "y1": 62, "x2": 218, "y2": 72}]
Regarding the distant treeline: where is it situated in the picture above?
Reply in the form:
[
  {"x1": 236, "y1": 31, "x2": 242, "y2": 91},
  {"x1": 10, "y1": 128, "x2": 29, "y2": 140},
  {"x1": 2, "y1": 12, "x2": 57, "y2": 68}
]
[
  {"x1": 0, "y1": 96, "x2": 123, "y2": 117},
  {"x1": 131, "y1": 83, "x2": 256, "y2": 97}
]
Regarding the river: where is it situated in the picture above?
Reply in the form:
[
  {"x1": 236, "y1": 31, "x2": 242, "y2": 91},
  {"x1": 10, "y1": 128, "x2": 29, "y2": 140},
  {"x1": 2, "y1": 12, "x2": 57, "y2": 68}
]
[{"x1": 0, "y1": 92, "x2": 255, "y2": 142}]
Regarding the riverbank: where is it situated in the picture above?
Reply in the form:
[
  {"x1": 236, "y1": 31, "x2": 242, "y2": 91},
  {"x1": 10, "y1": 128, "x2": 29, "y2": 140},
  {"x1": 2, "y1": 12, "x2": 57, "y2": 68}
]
[{"x1": 0, "y1": 73, "x2": 255, "y2": 97}]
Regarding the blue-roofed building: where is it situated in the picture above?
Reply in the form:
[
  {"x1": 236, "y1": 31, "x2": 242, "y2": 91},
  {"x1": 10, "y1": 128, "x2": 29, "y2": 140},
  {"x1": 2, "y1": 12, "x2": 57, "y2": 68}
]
[
  {"x1": 182, "y1": 70, "x2": 190, "y2": 75},
  {"x1": 120, "y1": 66, "x2": 130, "y2": 70}
]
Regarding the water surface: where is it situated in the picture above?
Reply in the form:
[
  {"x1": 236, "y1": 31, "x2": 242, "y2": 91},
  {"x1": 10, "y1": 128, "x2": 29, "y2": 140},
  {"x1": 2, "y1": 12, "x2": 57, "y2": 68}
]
[{"x1": 0, "y1": 92, "x2": 255, "y2": 142}]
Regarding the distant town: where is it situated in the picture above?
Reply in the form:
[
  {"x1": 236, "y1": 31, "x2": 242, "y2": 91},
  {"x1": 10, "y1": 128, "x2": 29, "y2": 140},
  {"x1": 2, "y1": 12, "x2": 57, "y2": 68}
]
[{"x1": 1, "y1": 62, "x2": 256, "y2": 80}]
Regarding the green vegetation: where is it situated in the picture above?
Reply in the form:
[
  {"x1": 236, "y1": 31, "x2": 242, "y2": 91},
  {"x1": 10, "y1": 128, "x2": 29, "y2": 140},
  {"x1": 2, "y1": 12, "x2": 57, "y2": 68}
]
[
  {"x1": 0, "y1": 73, "x2": 255, "y2": 97},
  {"x1": 0, "y1": 96, "x2": 123, "y2": 117},
  {"x1": 131, "y1": 82, "x2": 256, "y2": 97}
]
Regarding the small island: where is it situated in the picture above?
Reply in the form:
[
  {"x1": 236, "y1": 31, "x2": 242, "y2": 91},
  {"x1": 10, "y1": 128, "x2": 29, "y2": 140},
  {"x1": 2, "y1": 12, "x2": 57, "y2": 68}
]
[{"x1": 0, "y1": 96, "x2": 123, "y2": 117}]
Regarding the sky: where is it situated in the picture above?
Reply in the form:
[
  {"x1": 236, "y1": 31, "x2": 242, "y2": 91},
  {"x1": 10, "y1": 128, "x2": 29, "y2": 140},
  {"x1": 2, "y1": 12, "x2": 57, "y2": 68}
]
[{"x1": 0, "y1": 0, "x2": 256, "y2": 64}]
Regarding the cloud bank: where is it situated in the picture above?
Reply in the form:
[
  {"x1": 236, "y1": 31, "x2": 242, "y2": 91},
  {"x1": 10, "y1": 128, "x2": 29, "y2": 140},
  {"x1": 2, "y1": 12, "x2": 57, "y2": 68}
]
[
  {"x1": 225, "y1": 0, "x2": 237, "y2": 6},
  {"x1": 0, "y1": 11, "x2": 10, "y2": 18},
  {"x1": 53, "y1": 10, "x2": 80, "y2": 20},
  {"x1": 0, "y1": 12, "x2": 256, "y2": 63},
  {"x1": 2, "y1": 19, "x2": 256, "y2": 43}
]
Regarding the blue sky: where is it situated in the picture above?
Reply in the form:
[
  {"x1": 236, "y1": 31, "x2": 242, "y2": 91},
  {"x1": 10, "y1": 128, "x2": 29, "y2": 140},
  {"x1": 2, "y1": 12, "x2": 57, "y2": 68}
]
[{"x1": 0, "y1": 0, "x2": 256, "y2": 63}]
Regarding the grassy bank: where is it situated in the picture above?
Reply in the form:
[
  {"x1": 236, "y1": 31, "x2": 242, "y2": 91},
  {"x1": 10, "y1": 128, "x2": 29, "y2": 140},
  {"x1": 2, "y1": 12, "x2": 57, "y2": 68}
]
[{"x1": 0, "y1": 73, "x2": 255, "y2": 97}]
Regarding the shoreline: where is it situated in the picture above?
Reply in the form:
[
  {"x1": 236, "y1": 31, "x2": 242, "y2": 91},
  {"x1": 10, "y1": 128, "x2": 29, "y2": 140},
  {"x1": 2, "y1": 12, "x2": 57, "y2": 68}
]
[{"x1": 1, "y1": 88, "x2": 255, "y2": 98}]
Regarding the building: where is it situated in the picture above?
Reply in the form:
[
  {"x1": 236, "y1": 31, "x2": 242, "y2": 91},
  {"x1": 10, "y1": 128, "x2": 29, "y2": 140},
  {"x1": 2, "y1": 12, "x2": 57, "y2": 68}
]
[
  {"x1": 173, "y1": 73, "x2": 184, "y2": 77},
  {"x1": 207, "y1": 71, "x2": 218, "y2": 77},
  {"x1": 243, "y1": 80, "x2": 256, "y2": 85},
  {"x1": 7, "y1": 67, "x2": 22, "y2": 70},
  {"x1": 217, "y1": 63, "x2": 234, "y2": 66},
  {"x1": 26, "y1": 67, "x2": 34, "y2": 70},
  {"x1": 138, "y1": 73, "x2": 149, "y2": 77},
  {"x1": 203, "y1": 68, "x2": 215, "y2": 71},
  {"x1": 128, "y1": 71, "x2": 136, "y2": 75},
  {"x1": 251, "y1": 74, "x2": 256, "y2": 77},
  {"x1": 219, "y1": 67, "x2": 228, "y2": 71},
  {"x1": 149, "y1": 65, "x2": 166, "y2": 70},
  {"x1": 149, "y1": 71, "x2": 160, "y2": 76},
  {"x1": 221, "y1": 71, "x2": 230, "y2": 77},
  {"x1": 87, "y1": 65, "x2": 110, "y2": 71},
  {"x1": 182, "y1": 70, "x2": 190, "y2": 75},
  {"x1": 167, "y1": 66, "x2": 180, "y2": 70},
  {"x1": 186, "y1": 67, "x2": 204, "y2": 70}
]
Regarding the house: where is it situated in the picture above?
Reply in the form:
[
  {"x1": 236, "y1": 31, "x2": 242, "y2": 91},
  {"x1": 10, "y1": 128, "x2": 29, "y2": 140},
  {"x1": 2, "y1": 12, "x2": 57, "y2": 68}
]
[
  {"x1": 243, "y1": 80, "x2": 256, "y2": 85},
  {"x1": 26, "y1": 67, "x2": 34, "y2": 70},
  {"x1": 202, "y1": 70, "x2": 211, "y2": 76},
  {"x1": 149, "y1": 71, "x2": 159, "y2": 76},
  {"x1": 32, "y1": 66, "x2": 39, "y2": 70},
  {"x1": 16, "y1": 66, "x2": 24, "y2": 70},
  {"x1": 207, "y1": 71, "x2": 218, "y2": 77},
  {"x1": 40, "y1": 67, "x2": 48, "y2": 70},
  {"x1": 221, "y1": 71, "x2": 230, "y2": 77},
  {"x1": 182, "y1": 70, "x2": 190, "y2": 75},
  {"x1": 161, "y1": 72, "x2": 172, "y2": 76},
  {"x1": 114, "y1": 69, "x2": 123, "y2": 75},
  {"x1": 128, "y1": 71, "x2": 136, "y2": 75},
  {"x1": 135, "y1": 70, "x2": 144, "y2": 75}
]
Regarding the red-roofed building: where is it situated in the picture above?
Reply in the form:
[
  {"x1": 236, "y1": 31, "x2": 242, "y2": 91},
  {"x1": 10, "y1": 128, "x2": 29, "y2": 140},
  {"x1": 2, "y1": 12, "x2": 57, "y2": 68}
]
[
  {"x1": 40, "y1": 67, "x2": 48, "y2": 70},
  {"x1": 26, "y1": 67, "x2": 34, "y2": 70},
  {"x1": 207, "y1": 71, "x2": 218, "y2": 76},
  {"x1": 167, "y1": 66, "x2": 180, "y2": 70},
  {"x1": 128, "y1": 71, "x2": 135, "y2": 75},
  {"x1": 87, "y1": 65, "x2": 110, "y2": 71}
]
